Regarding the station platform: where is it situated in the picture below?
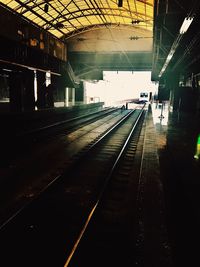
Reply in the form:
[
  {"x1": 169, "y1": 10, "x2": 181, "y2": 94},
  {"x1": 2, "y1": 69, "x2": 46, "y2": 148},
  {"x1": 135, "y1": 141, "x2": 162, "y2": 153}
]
[
  {"x1": 151, "y1": 102, "x2": 200, "y2": 266},
  {"x1": 0, "y1": 102, "x2": 105, "y2": 134},
  {"x1": 1, "y1": 101, "x2": 200, "y2": 266}
]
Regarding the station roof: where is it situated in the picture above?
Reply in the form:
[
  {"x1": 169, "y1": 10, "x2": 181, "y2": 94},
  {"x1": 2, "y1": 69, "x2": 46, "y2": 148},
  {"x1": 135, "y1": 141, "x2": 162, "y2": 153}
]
[
  {"x1": 2, "y1": 1, "x2": 200, "y2": 83},
  {"x1": 0, "y1": 0, "x2": 154, "y2": 40}
]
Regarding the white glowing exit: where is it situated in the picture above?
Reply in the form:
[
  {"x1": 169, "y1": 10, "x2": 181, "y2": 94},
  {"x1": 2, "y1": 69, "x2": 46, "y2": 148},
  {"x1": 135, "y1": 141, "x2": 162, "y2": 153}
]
[{"x1": 84, "y1": 71, "x2": 158, "y2": 107}]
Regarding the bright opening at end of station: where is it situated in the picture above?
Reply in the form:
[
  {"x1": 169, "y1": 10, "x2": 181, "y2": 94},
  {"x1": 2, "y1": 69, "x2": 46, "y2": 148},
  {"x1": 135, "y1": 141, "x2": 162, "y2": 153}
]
[{"x1": 85, "y1": 71, "x2": 158, "y2": 107}]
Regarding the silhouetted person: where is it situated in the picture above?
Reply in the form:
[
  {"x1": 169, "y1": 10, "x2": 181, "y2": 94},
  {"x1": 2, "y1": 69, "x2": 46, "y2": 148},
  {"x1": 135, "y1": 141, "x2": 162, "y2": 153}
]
[{"x1": 121, "y1": 105, "x2": 125, "y2": 112}]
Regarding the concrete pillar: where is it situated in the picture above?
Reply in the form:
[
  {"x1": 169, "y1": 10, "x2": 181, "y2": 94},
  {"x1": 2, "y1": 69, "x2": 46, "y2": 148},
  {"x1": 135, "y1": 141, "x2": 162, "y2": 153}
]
[
  {"x1": 51, "y1": 74, "x2": 58, "y2": 104},
  {"x1": 72, "y1": 87, "x2": 75, "y2": 106},
  {"x1": 65, "y1": 87, "x2": 69, "y2": 107},
  {"x1": 46, "y1": 83, "x2": 54, "y2": 108},
  {"x1": 176, "y1": 74, "x2": 198, "y2": 113},
  {"x1": 75, "y1": 82, "x2": 84, "y2": 104},
  {"x1": 22, "y1": 69, "x2": 35, "y2": 111},
  {"x1": 36, "y1": 71, "x2": 46, "y2": 109},
  {"x1": 9, "y1": 71, "x2": 23, "y2": 112},
  {"x1": 83, "y1": 81, "x2": 87, "y2": 104},
  {"x1": 164, "y1": 73, "x2": 180, "y2": 111},
  {"x1": 68, "y1": 87, "x2": 72, "y2": 106},
  {"x1": 172, "y1": 76, "x2": 179, "y2": 110},
  {"x1": 158, "y1": 77, "x2": 170, "y2": 101}
]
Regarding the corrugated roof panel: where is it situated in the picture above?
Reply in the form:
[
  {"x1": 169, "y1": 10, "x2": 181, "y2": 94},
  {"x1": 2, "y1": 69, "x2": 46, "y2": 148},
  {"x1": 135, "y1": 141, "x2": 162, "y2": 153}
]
[
  {"x1": 2, "y1": 0, "x2": 13, "y2": 3},
  {"x1": 0, "y1": 0, "x2": 154, "y2": 39},
  {"x1": 33, "y1": 17, "x2": 44, "y2": 25},
  {"x1": 27, "y1": 13, "x2": 38, "y2": 21},
  {"x1": 4, "y1": 0, "x2": 19, "y2": 9},
  {"x1": 48, "y1": 29, "x2": 64, "y2": 38}
]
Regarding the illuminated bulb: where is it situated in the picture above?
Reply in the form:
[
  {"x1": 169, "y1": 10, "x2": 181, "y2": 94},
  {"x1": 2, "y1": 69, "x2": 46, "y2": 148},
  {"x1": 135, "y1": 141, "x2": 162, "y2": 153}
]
[{"x1": 179, "y1": 17, "x2": 193, "y2": 34}]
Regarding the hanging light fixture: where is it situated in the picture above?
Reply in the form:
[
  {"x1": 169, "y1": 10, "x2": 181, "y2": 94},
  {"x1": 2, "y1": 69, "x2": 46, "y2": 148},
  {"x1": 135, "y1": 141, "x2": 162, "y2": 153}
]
[
  {"x1": 44, "y1": 3, "x2": 49, "y2": 13},
  {"x1": 131, "y1": 20, "x2": 141, "y2": 24},
  {"x1": 118, "y1": 0, "x2": 123, "y2": 7},
  {"x1": 159, "y1": 16, "x2": 194, "y2": 77},
  {"x1": 179, "y1": 17, "x2": 193, "y2": 34},
  {"x1": 129, "y1": 36, "x2": 139, "y2": 40}
]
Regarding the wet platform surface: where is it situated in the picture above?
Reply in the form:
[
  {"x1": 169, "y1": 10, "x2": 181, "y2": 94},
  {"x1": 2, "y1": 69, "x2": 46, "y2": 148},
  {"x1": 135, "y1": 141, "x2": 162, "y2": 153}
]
[
  {"x1": 151, "y1": 102, "x2": 200, "y2": 267},
  {"x1": 1, "y1": 103, "x2": 200, "y2": 266},
  {"x1": 133, "y1": 105, "x2": 173, "y2": 267}
]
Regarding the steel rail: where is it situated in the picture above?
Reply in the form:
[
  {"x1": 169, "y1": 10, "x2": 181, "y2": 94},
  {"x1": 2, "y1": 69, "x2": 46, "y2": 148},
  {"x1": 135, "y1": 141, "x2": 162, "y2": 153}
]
[
  {"x1": 63, "y1": 106, "x2": 145, "y2": 267},
  {"x1": 0, "y1": 106, "x2": 140, "y2": 230},
  {"x1": 0, "y1": 104, "x2": 146, "y2": 267},
  {"x1": 15, "y1": 107, "x2": 120, "y2": 137}
]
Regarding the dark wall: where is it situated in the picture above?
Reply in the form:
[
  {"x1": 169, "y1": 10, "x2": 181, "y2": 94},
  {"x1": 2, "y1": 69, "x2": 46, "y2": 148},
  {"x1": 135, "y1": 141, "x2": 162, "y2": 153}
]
[
  {"x1": 174, "y1": 86, "x2": 198, "y2": 112},
  {"x1": 0, "y1": 6, "x2": 66, "y2": 62},
  {"x1": 0, "y1": 35, "x2": 63, "y2": 74},
  {"x1": 75, "y1": 82, "x2": 84, "y2": 102},
  {"x1": 158, "y1": 85, "x2": 170, "y2": 101},
  {"x1": 68, "y1": 51, "x2": 152, "y2": 80}
]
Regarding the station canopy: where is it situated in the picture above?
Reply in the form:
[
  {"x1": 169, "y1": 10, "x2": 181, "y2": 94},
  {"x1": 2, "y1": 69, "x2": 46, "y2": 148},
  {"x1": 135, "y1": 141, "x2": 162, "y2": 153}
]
[{"x1": 0, "y1": 0, "x2": 154, "y2": 40}]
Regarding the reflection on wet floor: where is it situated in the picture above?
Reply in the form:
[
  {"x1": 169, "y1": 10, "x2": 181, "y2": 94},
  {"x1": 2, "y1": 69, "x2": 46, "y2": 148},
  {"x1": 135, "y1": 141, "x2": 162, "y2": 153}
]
[
  {"x1": 152, "y1": 101, "x2": 169, "y2": 126},
  {"x1": 151, "y1": 101, "x2": 200, "y2": 266},
  {"x1": 151, "y1": 102, "x2": 169, "y2": 152}
]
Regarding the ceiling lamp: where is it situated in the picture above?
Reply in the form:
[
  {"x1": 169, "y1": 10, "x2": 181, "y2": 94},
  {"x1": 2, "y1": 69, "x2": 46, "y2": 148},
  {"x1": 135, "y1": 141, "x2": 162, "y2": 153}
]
[
  {"x1": 44, "y1": 3, "x2": 49, "y2": 13},
  {"x1": 158, "y1": 51, "x2": 175, "y2": 77},
  {"x1": 179, "y1": 17, "x2": 193, "y2": 34},
  {"x1": 132, "y1": 20, "x2": 140, "y2": 24},
  {"x1": 44, "y1": 0, "x2": 53, "y2": 13},
  {"x1": 129, "y1": 36, "x2": 139, "y2": 40},
  {"x1": 118, "y1": 0, "x2": 123, "y2": 7},
  {"x1": 55, "y1": 22, "x2": 64, "y2": 28},
  {"x1": 159, "y1": 16, "x2": 194, "y2": 78}
]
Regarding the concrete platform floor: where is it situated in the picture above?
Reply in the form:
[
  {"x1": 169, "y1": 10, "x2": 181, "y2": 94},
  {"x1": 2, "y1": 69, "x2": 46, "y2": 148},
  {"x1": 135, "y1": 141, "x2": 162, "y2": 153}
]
[
  {"x1": 1, "y1": 102, "x2": 200, "y2": 267},
  {"x1": 152, "y1": 102, "x2": 200, "y2": 267}
]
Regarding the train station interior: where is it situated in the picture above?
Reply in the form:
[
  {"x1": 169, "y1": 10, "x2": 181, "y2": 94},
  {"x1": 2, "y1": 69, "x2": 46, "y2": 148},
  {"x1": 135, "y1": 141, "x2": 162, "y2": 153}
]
[{"x1": 1, "y1": 1, "x2": 200, "y2": 266}]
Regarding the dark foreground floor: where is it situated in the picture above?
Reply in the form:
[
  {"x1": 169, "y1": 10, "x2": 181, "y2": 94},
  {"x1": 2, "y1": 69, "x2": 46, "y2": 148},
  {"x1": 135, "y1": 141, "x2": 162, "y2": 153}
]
[
  {"x1": 152, "y1": 102, "x2": 200, "y2": 267},
  {"x1": 1, "y1": 102, "x2": 200, "y2": 267}
]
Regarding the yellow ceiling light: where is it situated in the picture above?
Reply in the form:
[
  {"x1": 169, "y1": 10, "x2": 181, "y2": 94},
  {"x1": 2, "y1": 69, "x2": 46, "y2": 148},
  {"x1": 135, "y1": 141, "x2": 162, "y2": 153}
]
[{"x1": 0, "y1": 0, "x2": 154, "y2": 40}]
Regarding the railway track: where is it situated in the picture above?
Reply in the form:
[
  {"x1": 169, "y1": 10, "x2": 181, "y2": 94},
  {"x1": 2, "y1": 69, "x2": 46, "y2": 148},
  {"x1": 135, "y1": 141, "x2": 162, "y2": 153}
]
[
  {"x1": 0, "y1": 105, "x2": 146, "y2": 267},
  {"x1": 1, "y1": 107, "x2": 120, "y2": 167},
  {"x1": 0, "y1": 107, "x2": 132, "y2": 227},
  {"x1": 16, "y1": 106, "x2": 120, "y2": 139}
]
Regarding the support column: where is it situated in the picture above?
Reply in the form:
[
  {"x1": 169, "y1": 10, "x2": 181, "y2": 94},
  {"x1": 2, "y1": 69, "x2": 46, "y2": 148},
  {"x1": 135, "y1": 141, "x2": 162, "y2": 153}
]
[
  {"x1": 164, "y1": 73, "x2": 180, "y2": 111},
  {"x1": 51, "y1": 74, "x2": 58, "y2": 105},
  {"x1": 36, "y1": 71, "x2": 46, "y2": 109},
  {"x1": 46, "y1": 83, "x2": 54, "y2": 108},
  {"x1": 9, "y1": 71, "x2": 23, "y2": 112},
  {"x1": 83, "y1": 81, "x2": 87, "y2": 104},
  {"x1": 72, "y1": 87, "x2": 75, "y2": 106},
  {"x1": 172, "y1": 75, "x2": 180, "y2": 111},
  {"x1": 65, "y1": 87, "x2": 69, "y2": 107},
  {"x1": 22, "y1": 69, "x2": 35, "y2": 111},
  {"x1": 75, "y1": 82, "x2": 84, "y2": 104}
]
